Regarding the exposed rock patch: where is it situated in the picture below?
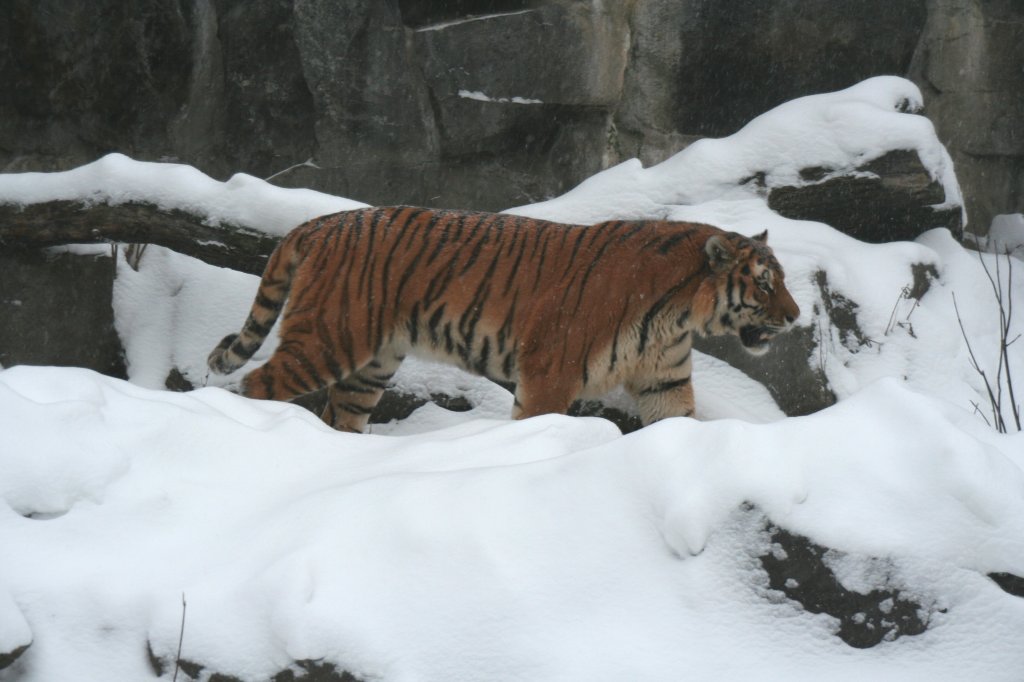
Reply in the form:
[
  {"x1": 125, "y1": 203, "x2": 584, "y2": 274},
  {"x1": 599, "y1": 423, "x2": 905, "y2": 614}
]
[{"x1": 760, "y1": 523, "x2": 937, "y2": 648}]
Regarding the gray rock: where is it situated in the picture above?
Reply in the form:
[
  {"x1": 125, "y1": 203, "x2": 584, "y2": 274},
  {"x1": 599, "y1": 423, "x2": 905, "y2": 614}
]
[
  {"x1": 694, "y1": 326, "x2": 835, "y2": 418},
  {"x1": 3, "y1": 0, "x2": 1016, "y2": 224},
  {"x1": 0, "y1": 0, "x2": 193, "y2": 170},
  {"x1": 626, "y1": 0, "x2": 927, "y2": 140},
  {"x1": 760, "y1": 521, "x2": 938, "y2": 648},
  {"x1": 909, "y1": 0, "x2": 1024, "y2": 233},
  {"x1": 0, "y1": 643, "x2": 29, "y2": 671},
  {"x1": 0, "y1": 250, "x2": 126, "y2": 378},
  {"x1": 767, "y1": 149, "x2": 962, "y2": 243}
]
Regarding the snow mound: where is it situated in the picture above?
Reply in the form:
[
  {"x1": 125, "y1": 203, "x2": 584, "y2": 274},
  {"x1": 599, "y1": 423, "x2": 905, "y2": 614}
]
[
  {"x1": 508, "y1": 76, "x2": 960, "y2": 225},
  {"x1": 0, "y1": 153, "x2": 366, "y2": 236},
  {"x1": 0, "y1": 367, "x2": 1022, "y2": 681}
]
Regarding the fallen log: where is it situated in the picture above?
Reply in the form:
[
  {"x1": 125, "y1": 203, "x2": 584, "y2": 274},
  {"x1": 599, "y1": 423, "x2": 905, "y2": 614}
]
[{"x1": 0, "y1": 199, "x2": 278, "y2": 275}]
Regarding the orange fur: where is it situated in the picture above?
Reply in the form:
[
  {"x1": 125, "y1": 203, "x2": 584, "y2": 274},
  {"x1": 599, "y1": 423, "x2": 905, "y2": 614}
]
[{"x1": 208, "y1": 207, "x2": 799, "y2": 431}]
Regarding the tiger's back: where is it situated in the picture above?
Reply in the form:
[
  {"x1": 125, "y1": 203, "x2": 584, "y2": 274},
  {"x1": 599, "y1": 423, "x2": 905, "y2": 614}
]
[{"x1": 208, "y1": 206, "x2": 799, "y2": 432}]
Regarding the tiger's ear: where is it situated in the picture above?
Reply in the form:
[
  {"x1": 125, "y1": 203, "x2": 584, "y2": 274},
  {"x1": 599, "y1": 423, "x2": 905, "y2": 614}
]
[
  {"x1": 751, "y1": 230, "x2": 768, "y2": 243},
  {"x1": 705, "y1": 235, "x2": 736, "y2": 272}
]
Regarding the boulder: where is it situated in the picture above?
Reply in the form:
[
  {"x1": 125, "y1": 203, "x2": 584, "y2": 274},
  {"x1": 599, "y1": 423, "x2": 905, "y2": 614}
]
[
  {"x1": 0, "y1": 249, "x2": 126, "y2": 378},
  {"x1": 767, "y1": 149, "x2": 963, "y2": 243}
]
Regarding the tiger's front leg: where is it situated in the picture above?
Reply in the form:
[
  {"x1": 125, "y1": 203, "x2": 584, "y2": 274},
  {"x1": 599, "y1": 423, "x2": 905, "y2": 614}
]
[
  {"x1": 512, "y1": 359, "x2": 581, "y2": 421},
  {"x1": 321, "y1": 351, "x2": 405, "y2": 433},
  {"x1": 627, "y1": 372, "x2": 696, "y2": 425}
]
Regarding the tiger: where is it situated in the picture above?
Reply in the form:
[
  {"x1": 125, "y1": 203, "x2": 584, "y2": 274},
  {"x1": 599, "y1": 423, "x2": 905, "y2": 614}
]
[{"x1": 208, "y1": 206, "x2": 800, "y2": 432}]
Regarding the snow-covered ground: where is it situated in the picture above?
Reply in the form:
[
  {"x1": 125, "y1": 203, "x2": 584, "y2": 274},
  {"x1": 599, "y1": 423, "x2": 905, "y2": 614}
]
[{"x1": 1, "y1": 77, "x2": 1023, "y2": 681}]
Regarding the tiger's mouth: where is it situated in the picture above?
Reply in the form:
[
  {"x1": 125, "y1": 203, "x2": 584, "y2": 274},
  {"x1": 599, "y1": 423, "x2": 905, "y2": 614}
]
[{"x1": 739, "y1": 325, "x2": 774, "y2": 354}]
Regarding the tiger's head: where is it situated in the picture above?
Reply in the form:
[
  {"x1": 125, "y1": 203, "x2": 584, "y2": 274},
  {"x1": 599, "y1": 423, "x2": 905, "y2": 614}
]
[{"x1": 698, "y1": 230, "x2": 800, "y2": 355}]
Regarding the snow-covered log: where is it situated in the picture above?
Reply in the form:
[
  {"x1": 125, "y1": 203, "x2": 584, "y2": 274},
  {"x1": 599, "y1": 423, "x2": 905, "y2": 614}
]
[{"x1": 0, "y1": 199, "x2": 277, "y2": 275}]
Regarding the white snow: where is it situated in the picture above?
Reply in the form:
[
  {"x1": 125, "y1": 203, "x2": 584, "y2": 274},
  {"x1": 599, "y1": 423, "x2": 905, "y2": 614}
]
[
  {"x1": 458, "y1": 90, "x2": 543, "y2": 105},
  {"x1": 987, "y1": 213, "x2": 1024, "y2": 256},
  {"x1": 415, "y1": 10, "x2": 535, "y2": 33},
  {"x1": 1, "y1": 76, "x2": 1023, "y2": 681},
  {"x1": 0, "y1": 153, "x2": 365, "y2": 237},
  {"x1": 0, "y1": 370, "x2": 1021, "y2": 681}
]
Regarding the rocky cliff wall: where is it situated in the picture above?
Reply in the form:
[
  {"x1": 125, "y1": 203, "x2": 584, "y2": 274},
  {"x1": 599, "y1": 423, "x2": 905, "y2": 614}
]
[{"x1": 1, "y1": 0, "x2": 1019, "y2": 232}]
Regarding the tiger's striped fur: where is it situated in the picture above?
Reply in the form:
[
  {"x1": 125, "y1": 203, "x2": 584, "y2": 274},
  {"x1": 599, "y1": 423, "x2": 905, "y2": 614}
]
[{"x1": 208, "y1": 206, "x2": 799, "y2": 432}]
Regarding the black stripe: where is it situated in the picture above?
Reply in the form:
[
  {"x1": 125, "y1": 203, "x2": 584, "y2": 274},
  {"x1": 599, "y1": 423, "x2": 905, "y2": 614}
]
[
  {"x1": 443, "y1": 322, "x2": 455, "y2": 355},
  {"x1": 504, "y1": 226, "x2": 529, "y2": 296},
  {"x1": 425, "y1": 213, "x2": 455, "y2": 265},
  {"x1": 572, "y1": 226, "x2": 625, "y2": 307},
  {"x1": 279, "y1": 344, "x2": 320, "y2": 394},
  {"x1": 254, "y1": 290, "x2": 282, "y2": 314},
  {"x1": 428, "y1": 305, "x2": 446, "y2": 345},
  {"x1": 334, "y1": 401, "x2": 375, "y2": 415},
  {"x1": 245, "y1": 314, "x2": 273, "y2": 340},
  {"x1": 608, "y1": 304, "x2": 631, "y2": 373},
  {"x1": 357, "y1": 209, "x2": 385, "y2": 300},
  {"x1": 376, "y1": 209, "x2": 429, "y2": 348},
  {"x1": 502, "y1": 351, "x2": 515, "y2": 379},
  {"x1": 475, "y1": 336, "x2": 491, "y2": 376},
  {"x1": 408, "y1": 301, "x2": 421, "y2": 345},
  {"x1": 531, "y1": 227, "x2": 553, "y2": 292},
  {"x1": 333, "y1": 381, "x2": 380, "y2": 395},
  {"x1": 669, "y1": 348, "x2": 692, "y2": 369},
  {"x1": 354, "y1": 373, "x2": 393, "y2": 390},
  {"x1": 657, "y1": 229, "x2": 698, "y2": 255},
  {"x1": 496, "y1": 297, "x2": 517, "y2": 354},
  {"x1": 236, "y1": 338, "x2": 262, "y2": 359},
  {"x1": 637, "y1": 274, "x2": 700, "y2": 354},
  {"x1": 638, "y1": 377, "x2": 691, "y2": 396},
  {"x1": 259, "y1": 370, "x2": 275, "y2": 398},
  {"x1": 458, "y1": 214, "x2": 495, "y2": 276}
]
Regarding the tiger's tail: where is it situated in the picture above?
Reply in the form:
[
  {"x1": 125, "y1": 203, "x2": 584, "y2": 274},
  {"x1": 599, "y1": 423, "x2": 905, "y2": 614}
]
[{"x1": 207, "y1": 223, "x2": 312, "y2": 376}]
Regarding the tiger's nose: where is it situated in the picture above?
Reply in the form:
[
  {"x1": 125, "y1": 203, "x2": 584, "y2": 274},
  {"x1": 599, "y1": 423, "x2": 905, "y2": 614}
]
[{"x1": 785, "y1": 313, "x2": 796, "y2": 324}]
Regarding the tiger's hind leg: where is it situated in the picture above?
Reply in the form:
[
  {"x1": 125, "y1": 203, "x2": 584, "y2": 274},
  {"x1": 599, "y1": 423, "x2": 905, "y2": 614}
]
[
  {"x1": 321, "y1": 351, "x2": 405, "y2": 433},
  {"x1": 240, "y1": 317, "x2": 371, "y2": 404}
]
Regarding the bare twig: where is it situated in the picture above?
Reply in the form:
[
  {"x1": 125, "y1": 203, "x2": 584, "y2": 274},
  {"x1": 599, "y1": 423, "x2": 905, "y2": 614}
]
[
  {"x1": 265, "y1": 158, "x2": 321, "y2": 183},
  {"x1": 953, "y1": 292, "x2": 1006, "y2": 432},
  {"x1": 954, "y1": 248, "x2": 1022, "y2": 432},
  {"x1": 884, "y1": 286, "x2": 907, "y2": 336},
  {"x1": 173, "y1": 593, "x2": 187, "y2": 682},
  {"x1": 1002, "y1": 253, "x2": 1021, "y2": 429},
  {"x1": 970, "y1": 400, "x2": 992, "y2": 427},
  {"x1": 884, "y1": 284, "x2": 920, "y2": 337}
]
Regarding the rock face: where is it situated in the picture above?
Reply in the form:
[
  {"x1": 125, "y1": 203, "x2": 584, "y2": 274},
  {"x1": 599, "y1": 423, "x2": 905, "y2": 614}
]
[
  {"x1": 0, "y1": 0, "x2": 1017, "y2": 229},
  {"x1": 909, "y1": 0, "x2": 1024, "y2": 233},
  {"x1": 0, "y1": 250, "x2": 126, "y2": 378}
]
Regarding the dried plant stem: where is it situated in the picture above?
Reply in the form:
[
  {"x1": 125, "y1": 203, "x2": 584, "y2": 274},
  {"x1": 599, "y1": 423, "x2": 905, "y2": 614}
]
[
  {"x1": 173, "y1": 593, "x2": 187, "y2": 682},
  {"x1": 953, "y1": 249, "x2": 1022, "y2": 433}
]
